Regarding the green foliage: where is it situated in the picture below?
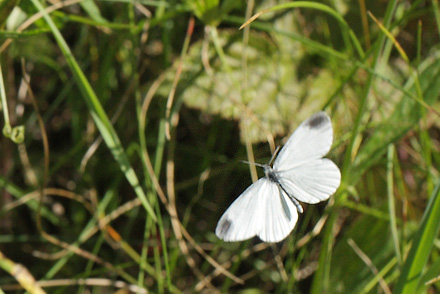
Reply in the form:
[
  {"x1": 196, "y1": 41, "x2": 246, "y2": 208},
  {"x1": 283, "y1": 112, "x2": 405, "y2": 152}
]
[
  {"x1": 1, "y1": 0, "x2": 440, "y2": 293},
  {"x1": 395, "y1": 181, "x2": 440, "y2": 294},
  {"x1": 158, "y1": 29, "x2": 329, "y2": 143},
  {"x1": 187, "y1": 0, "x2": 238, "y2": 26},
  {"x1": 0, "y1": 0, "x2": 20, "y2": 29}
]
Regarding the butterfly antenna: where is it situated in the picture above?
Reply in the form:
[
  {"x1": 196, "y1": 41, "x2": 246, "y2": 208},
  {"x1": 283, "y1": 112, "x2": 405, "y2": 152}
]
[
  {"x1": 239, "y1": 160, "x2": 266, "y2": 168},
  {"x1": 268, "y1": 146, "x2": 281, "y2": 166}
]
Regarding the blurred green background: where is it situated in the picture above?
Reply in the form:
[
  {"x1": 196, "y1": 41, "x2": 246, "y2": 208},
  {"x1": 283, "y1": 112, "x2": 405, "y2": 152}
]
[{"x1": 1, "y1": 0, "x2": 440, "y2": 293}]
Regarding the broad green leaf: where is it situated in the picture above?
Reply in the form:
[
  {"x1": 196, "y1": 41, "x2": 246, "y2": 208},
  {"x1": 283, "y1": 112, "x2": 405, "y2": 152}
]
[{"x1": 159, "y1": 30, "x2": 340, "y2": 143}]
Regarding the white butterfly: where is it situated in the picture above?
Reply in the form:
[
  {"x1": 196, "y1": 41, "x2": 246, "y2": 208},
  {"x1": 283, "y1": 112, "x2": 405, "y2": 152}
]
[{"x1": 215, "y1": 112, "x2": 341, "y2": 243}]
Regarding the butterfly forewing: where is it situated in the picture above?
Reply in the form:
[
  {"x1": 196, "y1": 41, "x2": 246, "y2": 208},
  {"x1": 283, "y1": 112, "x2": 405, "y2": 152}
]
[
  {"x1": 274, "y1": 112, "x2": 333, "y2": 171},
  {"x1": 215, "y1": 179, "x2": 267, "y2": 242}
]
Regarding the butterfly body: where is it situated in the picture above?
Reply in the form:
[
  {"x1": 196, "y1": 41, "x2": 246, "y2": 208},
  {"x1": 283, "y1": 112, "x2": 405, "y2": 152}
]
[
  {"x1": 264, "y1": 165, "x2": 279, "y2": 183},
  {"x1": 215, "y1": 112, "x2": 341, "y2": 243},
  {"x1": 264, "y1": 165, "x2": 304, "y2": 214}
]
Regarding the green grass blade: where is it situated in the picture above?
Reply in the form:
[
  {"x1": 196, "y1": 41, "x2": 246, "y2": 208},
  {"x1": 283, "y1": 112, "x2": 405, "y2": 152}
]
[
  {"x1": 311, "y1": 1, "x2": 399, "y2": 292},
  {"x1": 245, "y1": 1, "x2": 364, "y2": 58},
  {"x1": 387, "y1": 145, "x2": 402, "y2": 265},
  {"x1": 29, "y1": 0, "x2": 157, "y2": 222},
  {"x1": 0, "y1": 176, "x2": 60, "y2": 225},
  {"x1": 350, "y1": 53, "x2": 440, "y2": 185},
  {"x1": 395, "y1": 179, "x2": 440, "y2": 293}
]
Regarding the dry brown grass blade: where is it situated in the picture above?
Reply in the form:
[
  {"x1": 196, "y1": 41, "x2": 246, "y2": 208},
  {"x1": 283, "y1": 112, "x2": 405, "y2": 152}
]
[
  {"x1": 348, "y1": 238, "x2": 392, "y2": 294},
  {"x1": 166, "y1": 111, "x2": 218, "y2": 291},
  {"x1": 137, "y1": 19, "x2": 244, "y2": 288},
  {"x1": 179, "y1": 222, "x2": 245, "y2": 285},
  {"x1": 164, "y1": 17, "x2": 195, "y2": 140},
  {"x1": 368, "y1": 11, "x2": 440, "y2": 118},
  {"x1": 18, "y1": 143, "x2": 39, "y2": 186},
  {"x1": 20, "y1": 60, "x2": 142, "y2": 287},
  {"x1": 239, "y1": 9, "x2": 268, "y2": 30},
  {"x1": 1, "y1": 278, "x2": 147, "y2": 293},
  {"x1": 195, "y1": 243, "x2": 270, "y2": 290},
  {"x1": 196, "y1": 210, "x2": 330, "y2": 289},
  {"x1": 139, "y1": 122, "x2": 243, "y2": 285},
  {"x1": 358, "y1": 0, "x2": 370, "y2": 49}
]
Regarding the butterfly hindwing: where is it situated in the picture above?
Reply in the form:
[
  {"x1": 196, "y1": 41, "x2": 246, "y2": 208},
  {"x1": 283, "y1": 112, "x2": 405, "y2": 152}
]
[
  {"x1": 216, "y1": 179, "x2": 298, "y2": 242},
  {"x1": 277, "y1": 158, "x2": 341, "y2": 204},
  {"x1": 258, "y1": 184, "x2": 298, "y2": 242}
]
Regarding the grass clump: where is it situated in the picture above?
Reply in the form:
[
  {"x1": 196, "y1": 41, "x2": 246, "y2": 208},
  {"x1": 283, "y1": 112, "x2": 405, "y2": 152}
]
[{"x1": 1, "y1": 0, "x2": 440, "y2": 293}]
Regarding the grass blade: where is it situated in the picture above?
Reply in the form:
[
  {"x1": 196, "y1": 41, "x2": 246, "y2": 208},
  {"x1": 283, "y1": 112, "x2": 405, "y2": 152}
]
[
  {"x1": 394, "y1": 179, "x2": 440, "y2": 293},
  {"x1": 29, "y1": 0, "x2": 157, "y2": 221},
  {"x1": 240, "y1": 1, "x2": 364, "y2": 58}
]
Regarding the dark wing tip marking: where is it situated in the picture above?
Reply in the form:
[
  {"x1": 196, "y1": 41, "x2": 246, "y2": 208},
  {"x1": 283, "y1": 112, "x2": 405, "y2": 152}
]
[
  {"x1": 218, "y1": 218, "x2": 232, "y2": 237},
  {"x1": 307, "y1": 112, "x2": 328, "y2": 129}
]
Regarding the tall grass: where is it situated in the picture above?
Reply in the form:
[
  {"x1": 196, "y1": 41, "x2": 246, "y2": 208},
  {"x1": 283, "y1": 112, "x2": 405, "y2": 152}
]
[{"x1": 0, "y1": 0, "x2": 440, "y2": 293}]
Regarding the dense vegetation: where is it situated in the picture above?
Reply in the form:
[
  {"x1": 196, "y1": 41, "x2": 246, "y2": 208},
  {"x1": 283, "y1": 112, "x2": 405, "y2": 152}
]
[{"x1": 1, "y1": 0, "x2": 440, "y2": 293}]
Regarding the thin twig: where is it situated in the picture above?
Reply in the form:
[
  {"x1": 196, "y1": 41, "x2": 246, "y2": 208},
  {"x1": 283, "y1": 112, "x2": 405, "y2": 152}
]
[{"x1": 347, "y1": 238, "x2": 392, "y2": 294}]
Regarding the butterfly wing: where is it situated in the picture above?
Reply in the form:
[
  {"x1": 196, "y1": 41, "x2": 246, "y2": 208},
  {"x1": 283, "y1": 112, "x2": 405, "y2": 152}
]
[
  {"x1": 258, "y1": 184, "x2": 298, "y2": 243},
  {"x1": 274, "y1": 112, "x2": 333, "y2": 171},
  {"x1": 277, "y1": 158, "x2": 341, "y2": 204},
  {"x1": 273, "y1": 111, "x2": 340, "y2": 204},
  {"x1": 216, "y1": 179, "x2": 268, "y2": 242},
  {"x1": 216, "y1": 179, "x2": 298, "y2": 242}
]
